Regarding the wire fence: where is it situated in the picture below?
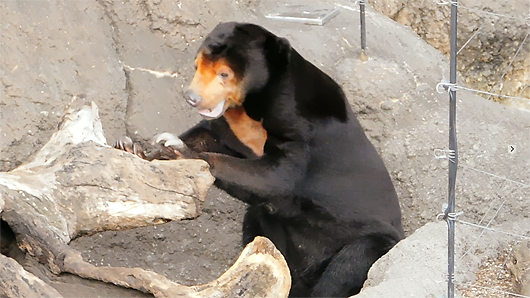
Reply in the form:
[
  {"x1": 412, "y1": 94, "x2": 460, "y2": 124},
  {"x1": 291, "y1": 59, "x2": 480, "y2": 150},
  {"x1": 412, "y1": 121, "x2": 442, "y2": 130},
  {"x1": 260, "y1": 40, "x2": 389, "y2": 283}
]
[
  {"x1": 355, "y1": 1, "x2": 530, "y2": 297},
  {"x1": 426, "y1": 1, "x2": 530, "y2": 298}
]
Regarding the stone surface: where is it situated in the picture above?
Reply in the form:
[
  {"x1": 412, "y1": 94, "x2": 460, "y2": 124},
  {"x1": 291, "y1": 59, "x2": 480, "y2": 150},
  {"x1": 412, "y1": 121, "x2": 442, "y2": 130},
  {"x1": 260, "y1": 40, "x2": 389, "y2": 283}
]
[{"x1": 353, "y1": 222, "x2": 465, "y2": 297}]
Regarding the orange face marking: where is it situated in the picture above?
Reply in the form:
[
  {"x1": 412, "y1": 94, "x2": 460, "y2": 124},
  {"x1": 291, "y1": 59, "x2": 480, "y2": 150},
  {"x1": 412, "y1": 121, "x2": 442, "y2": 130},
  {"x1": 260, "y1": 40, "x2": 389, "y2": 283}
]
[
  {"x1": 187, "y1": 52, "x2": 244, "y2": 113},
  {"x1": 223, "y1": 107, "x2": 267, "y2": 157},
  {"x1": 187, "y1": 51, "x2": 265, "y2": 155}
]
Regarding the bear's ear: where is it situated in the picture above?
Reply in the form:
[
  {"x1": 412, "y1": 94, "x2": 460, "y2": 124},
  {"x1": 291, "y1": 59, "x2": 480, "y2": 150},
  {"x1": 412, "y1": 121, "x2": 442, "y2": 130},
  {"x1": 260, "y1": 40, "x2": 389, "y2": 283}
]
[
  {"x1": 277, "y1": 37, "x2": 291, "y2": 57},
  {"x1": 205, "y1": 41, "x2": 227, "y2": 56},
  {"x1": 263, "y1": 35, "x2": 291, "y2": 62}
]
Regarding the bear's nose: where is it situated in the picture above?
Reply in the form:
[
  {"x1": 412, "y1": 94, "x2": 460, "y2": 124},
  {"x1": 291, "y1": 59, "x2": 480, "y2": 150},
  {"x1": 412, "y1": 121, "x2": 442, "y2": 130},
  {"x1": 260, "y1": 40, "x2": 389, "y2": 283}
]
[{"x1": 184, "y1": 90, "x2": 202, "y2": 107}]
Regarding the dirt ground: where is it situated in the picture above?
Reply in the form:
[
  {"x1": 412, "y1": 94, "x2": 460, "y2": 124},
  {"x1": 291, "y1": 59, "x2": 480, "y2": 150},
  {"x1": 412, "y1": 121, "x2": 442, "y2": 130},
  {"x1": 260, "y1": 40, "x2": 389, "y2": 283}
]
[{"x1": 1, "y1": 0, "x2": 529, "y2": 297}]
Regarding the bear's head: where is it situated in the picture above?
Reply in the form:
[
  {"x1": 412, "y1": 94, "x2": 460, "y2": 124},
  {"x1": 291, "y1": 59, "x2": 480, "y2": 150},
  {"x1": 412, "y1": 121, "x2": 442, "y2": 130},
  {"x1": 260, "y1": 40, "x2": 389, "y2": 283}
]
[{"x1": 184, "y1": 22, "x2": 290, "y2": 119}]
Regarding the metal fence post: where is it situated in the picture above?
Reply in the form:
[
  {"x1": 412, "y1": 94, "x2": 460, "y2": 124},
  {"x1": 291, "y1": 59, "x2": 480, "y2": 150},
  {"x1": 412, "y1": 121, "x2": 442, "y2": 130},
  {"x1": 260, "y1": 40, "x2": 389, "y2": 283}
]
[
  {"x1": 359, "y1": 0, "x2": 366, "y2": 51},
  {"x1": 445, "y1": 1, "x2": 459, "y2": 298}
]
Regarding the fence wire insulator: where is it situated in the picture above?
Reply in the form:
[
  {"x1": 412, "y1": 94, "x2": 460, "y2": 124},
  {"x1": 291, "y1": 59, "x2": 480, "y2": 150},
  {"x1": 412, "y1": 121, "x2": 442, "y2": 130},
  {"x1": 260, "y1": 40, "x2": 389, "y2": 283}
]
[
  {"x1": 444, "y1": 212, "x2": 460, "y2": 222},
  {"x1": 436, "y1": 81, "x2": 457, "y2": 93},
  {"x1": 434, "y1": 149, "x2": 456, "y2": 163},
  {"x1": 447, "y1": 272, "x2": 455, "y2": 285},
  {"x1": 436, "y1": 211, "x2": 463, "y2": 222}
]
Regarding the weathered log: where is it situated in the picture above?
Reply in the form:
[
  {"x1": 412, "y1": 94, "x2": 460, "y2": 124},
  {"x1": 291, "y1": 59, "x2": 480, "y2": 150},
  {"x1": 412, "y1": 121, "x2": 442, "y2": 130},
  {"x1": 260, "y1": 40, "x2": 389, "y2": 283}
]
[
  {"x1": 0, "y1": 95, "x2": 291, "y2": 298},
  {"x1": 60, "y1": 236, "x2": 291, "y2": 298},
  {"x1": 0, "y1": 95, "x2": 214, "y2": 272},
  {"x1": 0, "y1": 226, "x2": 290, "y2": 298}
]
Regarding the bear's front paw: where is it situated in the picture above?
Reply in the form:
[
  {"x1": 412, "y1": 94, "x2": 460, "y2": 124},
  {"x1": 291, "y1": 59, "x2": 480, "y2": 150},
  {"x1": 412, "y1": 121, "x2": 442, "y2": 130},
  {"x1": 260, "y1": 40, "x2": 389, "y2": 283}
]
[
  {"x1": 153, "y1": 133, "x2": 187, "y2": 150},
  {"x1": 149, "y1": 133, "x2": 195, "y2": 160}
]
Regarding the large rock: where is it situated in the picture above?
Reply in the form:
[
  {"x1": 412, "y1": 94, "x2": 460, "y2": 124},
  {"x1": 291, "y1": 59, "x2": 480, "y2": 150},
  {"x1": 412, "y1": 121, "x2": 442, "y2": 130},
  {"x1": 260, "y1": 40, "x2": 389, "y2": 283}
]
[
  {"x1": 353, "y1": 222, "x2": 478, "y2": 297},
  {"x1": 354, "y1": 222, "x2": 450, "y2": 297}
]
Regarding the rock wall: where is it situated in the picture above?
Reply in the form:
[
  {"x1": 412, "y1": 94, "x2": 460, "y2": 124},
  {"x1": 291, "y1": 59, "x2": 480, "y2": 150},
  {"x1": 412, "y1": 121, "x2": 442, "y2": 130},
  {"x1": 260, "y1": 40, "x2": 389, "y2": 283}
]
[
  {"x1": 0, "y1": 1, "x2": 127, "y2": 171},
  {"x1": 371, "y1": 0, "x2": 529, "y2": 107}
]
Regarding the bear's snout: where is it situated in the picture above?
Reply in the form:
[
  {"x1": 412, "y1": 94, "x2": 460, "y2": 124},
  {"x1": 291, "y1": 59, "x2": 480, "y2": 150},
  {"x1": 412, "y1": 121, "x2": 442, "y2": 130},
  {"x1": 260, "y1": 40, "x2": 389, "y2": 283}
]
[{"x1": 184, "y1": 89, "x2": 201, "y2": 107}]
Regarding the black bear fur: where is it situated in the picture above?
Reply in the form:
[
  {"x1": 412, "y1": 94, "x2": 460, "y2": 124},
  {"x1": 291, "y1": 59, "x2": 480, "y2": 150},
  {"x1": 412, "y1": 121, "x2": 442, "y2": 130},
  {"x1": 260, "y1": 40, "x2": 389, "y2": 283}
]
[{"x1": 177, "y1": 22, "x2": 404, "y2": 297}]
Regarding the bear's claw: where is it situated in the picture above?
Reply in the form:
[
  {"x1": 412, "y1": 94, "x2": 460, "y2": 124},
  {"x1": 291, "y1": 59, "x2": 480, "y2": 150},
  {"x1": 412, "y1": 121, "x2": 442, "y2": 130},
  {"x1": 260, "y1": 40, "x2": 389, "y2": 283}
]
[
  {"x1": 152, "y1": 133, "x2": 186, "y2": 150},
  {"x1": 113, "y1": 136, "x2": 146, "y2": 159}
]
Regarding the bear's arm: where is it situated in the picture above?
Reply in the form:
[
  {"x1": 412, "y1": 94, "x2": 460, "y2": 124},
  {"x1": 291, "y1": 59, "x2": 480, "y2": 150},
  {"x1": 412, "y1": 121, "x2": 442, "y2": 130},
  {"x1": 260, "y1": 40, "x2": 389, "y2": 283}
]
[
  {"x1": 198, "y1": 140, "x2": 310, "y2": 198},
  {"x1": 178, "y1": 119, "x2": 260, "y2": 159}
]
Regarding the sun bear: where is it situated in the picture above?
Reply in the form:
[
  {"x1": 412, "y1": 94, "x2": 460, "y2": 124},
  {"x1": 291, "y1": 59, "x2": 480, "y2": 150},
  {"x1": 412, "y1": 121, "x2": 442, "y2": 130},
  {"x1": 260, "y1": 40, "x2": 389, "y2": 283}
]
[{"x1": 115, "y1": 22, "x2": 404, "y2": 297}]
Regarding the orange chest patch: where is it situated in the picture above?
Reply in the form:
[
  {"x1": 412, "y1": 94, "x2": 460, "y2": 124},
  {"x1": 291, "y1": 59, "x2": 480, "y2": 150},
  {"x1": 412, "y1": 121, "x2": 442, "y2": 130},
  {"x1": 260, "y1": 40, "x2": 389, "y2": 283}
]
[{"x1": 223, "y1": 107, "x2": 267, "y2": 157}]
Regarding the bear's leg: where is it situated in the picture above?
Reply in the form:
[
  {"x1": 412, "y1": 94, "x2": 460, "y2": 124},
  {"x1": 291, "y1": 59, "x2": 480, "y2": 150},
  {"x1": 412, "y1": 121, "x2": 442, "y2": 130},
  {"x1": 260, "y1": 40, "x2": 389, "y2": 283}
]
[
  {"x1": 241, "y1": 206, "x2": 286, "y2": 246},
  {"x1": 242, "y1": 206, "x2": 263, "y2": 245},
  {"x1": 310, "y1": 236, "x2": 391, "y2": 297}
]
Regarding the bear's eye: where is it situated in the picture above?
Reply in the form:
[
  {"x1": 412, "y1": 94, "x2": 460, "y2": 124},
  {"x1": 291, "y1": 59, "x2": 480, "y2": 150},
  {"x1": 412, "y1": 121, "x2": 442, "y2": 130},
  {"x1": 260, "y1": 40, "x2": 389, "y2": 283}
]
[{"x1": 219, "y1": 72, "x2": 229, "y2": 78}]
